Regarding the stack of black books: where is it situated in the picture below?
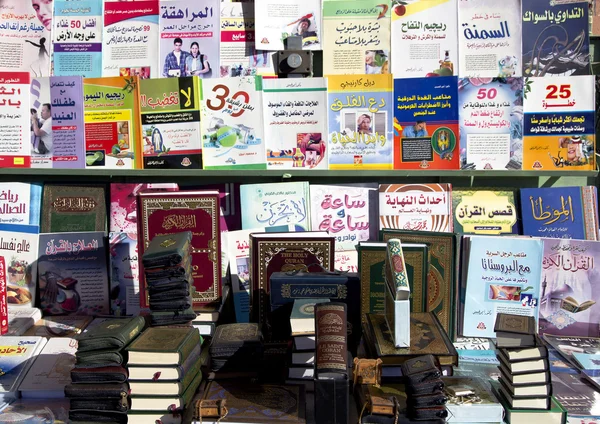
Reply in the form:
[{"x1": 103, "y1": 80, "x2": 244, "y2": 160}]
[
  {"x1": 66, "y1": 316, "x2": 146, "y2": 423},
  {"x1": 208, "y1": 323, "x2": 264, "y2": 378},
  {"x1": 401, "y1": 355, "x2": 448, "y2": 422},
  {"x1": 494, "y1": 313, "x2": 552, "y2": 410},
  {"x1": 142, "y1": 232, "x2": 196, "y2": 326}
]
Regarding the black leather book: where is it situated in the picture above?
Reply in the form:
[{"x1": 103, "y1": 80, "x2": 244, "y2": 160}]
[
  {"x1": 75, "y1": 348, "x2": 127, "y2": 368},
  {"x1": 76, "y1": 316, "x2": 146, "y2": 352},
  {"x1": 142, "y1": 231, "x2": 192, "y2": 268},
  {"x1": 151, "y1": 308, "x2": 196, "y2": 326},
  {"x1": 148, "y1": 281, "x2": 190, "y2": 296},
  {"x1": 70, "y1": 366, "x2": 128, "y2": 383}
]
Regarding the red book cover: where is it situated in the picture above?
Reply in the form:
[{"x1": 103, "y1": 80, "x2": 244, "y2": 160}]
[
  {"x1": 137, "y1": 191, "x2": 221, "y2": 309},
  {"x1": 249, "y1": 232, "x2": 335, "y2": 329},
  {"x1": 0, "y1": 256, "x2": 7, "y2": 335}
]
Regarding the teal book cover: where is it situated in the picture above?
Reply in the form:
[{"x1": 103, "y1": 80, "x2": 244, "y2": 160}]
[{"x1": 462, "y1": 235, "x2": 543, "y2": 338}]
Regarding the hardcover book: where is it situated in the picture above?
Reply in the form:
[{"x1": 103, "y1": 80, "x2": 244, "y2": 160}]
[
  {"x1": 394, "y1": 77, "x2": 460, "y2": 170},
  {"x1": 139, "y1": 76, "x2": 202, "y2": 168},
  {"x1": 315, "y1": 302, "x2": 348, "y2": 377},
  {"x1": 0, "y1": 183, "x2": 42, "y2": 231},
  {"x1": 291, "y1": 298, "x2": 329, "y2": 336},
  {"x1": 462, "y1": 236, "x2": 543, "y2": 338},
  {"x1": 130, "y1": 369, "x2": 201, "y2": 412},
  {"x1": 37, "y1": 231, "x2": 110, "y2": 316},
  {"x1": 76, "y1": 316, "x2": 146, "y2": 352},
  {"x1": 0, "y1": 337, "x2": 46, "y2": 401},
  {"x1": 129, "y1": 356, "x2": 201, "y2": 396},
  {"x1": 327, "y1": 74, "x2": 394, "y2": 170},
  {"x1": 1, "y1": 230, "x2": 38, "y2": 309},
  {"x1": 0, "y1": 72, "x2": 31, "y2": 168},
  {"x1": 126, "y1": 327, "x2": 200, "y2": 365},
  {"x1": 109, "y1": 232, "x2": 141, "y2": 316},
  {"x1": 127, "y1": 344, "x2": 200, "y2": 381},
  {"x1": 379, "y1": 183, "x2": 453, "y2": 232},
  {"x1": 137, "y1": 190, "x2": 221, "y2": 308},
  {"x1": 520, "y1": 186, "x2": 599, "y2": 240},
  {"x1": 381, "y1": 229, "x2": 457, "y2": 339},
  {"x1": 452, "y1": 189, "x2": 518, "y2": 234},
  {"x1": 385, "y1": 239, "x2": 410, "y2": 300},
  {"x1": 41, "y1": 185, "x2": 106, "y2": 233}
]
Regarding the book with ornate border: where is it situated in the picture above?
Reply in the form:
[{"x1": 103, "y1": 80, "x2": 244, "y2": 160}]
[
  {"x1": 137, "y1": 191, "x2": 221, "y2": 308},
  {"x1": 41, "y1": 185, "x2": 106, "y2": 233}
]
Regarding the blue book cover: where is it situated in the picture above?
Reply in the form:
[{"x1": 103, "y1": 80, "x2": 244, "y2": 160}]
[
  {"x1": 573, "y1": 353, "x2": 600, "y2": 370},
  {"x1": 462, "y1": 235, "x2": 543, "y2": 338},
  {"x1": 522, "y1": 0, "x2": 591, "y2": 77},
  {"x1": 0, "y1": 183, "x2": 42, "y2": 233},
  {"x1": 520, "y1": 186, "x2": 594, "y2": 239},
  {"x1": 0, "y1": 337, "x2": 46, "y2": 400},
  {"x1": 240, "y1": 181, "x2": 310, "y2": 231}
]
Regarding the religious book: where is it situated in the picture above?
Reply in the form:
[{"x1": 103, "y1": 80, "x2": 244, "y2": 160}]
[
  {"x1": 129, "y1": 356, "x2": 201, "y2": 396},
  {"x1": 41, "y1": 185, "x2": 106, "y2": 233},
  {"x1": 291, "y1": 298, "x2": 329, "y2": 336},
  {"x1": 127, "y1": 344, "x2": 200, "y2": 381},
  {"x1": 129, "y1": 369, "x2": 202, "y2": 413},
  {"x1": 494, "y1": 314, "x2": 537, "y2": 348},
  {"x1": 109, "y1": 232, "x2": 141, "y2": 316},
  {"x1": 126, "y1": 327, "x2": 200, "y2": 365},
  {"x1": 0, "y1": 337, "x2": 47, "y2": 402},
  {"x1": 315, "y1": 302, "x2": 348, "y2": 378},
  {"x1": 76, "y1": 316, "x2": 146, "y2": 352},
  {"x1": 137, "y1": 190, "x2": 221, "y2": 308},
  {"x1": 452, "y1": 188, "x2": 519, "y2": 235},
  {"x1": 500, "y1": 364, "x2": 550, "y2": 386},
  {"x1": 0, "y1": 182, "x2": 42, "y2": 231}
]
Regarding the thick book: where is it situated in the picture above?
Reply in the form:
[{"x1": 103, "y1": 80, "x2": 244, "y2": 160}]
[
  {"x1": 499, "y1": 364, "x2": 550, "y2": 386},
  {"x1": 41, "y1": 185, "x2": 106, "y2": 233},
  {"x1": 493, "y1": 385, "x2": 566, "y2": 423},
  {"x1": 4, "y1": 308, "x2": 42, "y2": 336},
  {"x1": 127, "y1": 344, "x2": 200, "y2": 381},
  {"x1": 385, "y1": 239, "x2": 410, "y2": 300},
  {"x1": 137, "y1": 190, "x2": 221, "y2": 308},
  {"x1": 1, "y1": 230, "x2": 39, "y2": 309},
  {"x1": 494, "y1": 313, "x2": 537, "y2": 347},
  {"x1": 452, "y1": 189, "x2": 519, "y2": 235},
  {"x1": 315, "y1": 302, "x2": 348, "y2": 378},
  {"x1": 142, "y1": 231, "x2": 192, "y2": 268},
  {"x1": 126, "y1": 327, "x2": 200, "y2": 365},
  {"x1": 129, "y1": 355, "x2": 201, "y2": 396},
  {"x1": 497, "y1": 351, "x2": 548, "y2": 374},
  {"x1": 501, "y1": 380, "x2": 552, "y2": 398},
  {"x1": 501, "y1": 337, "x2": 548, "y2": 362},
  {"x1": 129, "y1": 369, "x2": 202, "y2": 412},
  {"x1": 290, "y1": 298, "x2": 329, "y2": 336},
  {"x1": 0, "y1": 337, "x2": 47, "y2": 402},
  {"x1": 76, "y1": 316, "x2": 146, "y2": 352},
  {"x1": 497, "y1": 380, "x2": 551, "y2": 410}
]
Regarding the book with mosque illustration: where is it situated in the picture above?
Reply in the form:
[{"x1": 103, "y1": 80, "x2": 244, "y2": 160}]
[{"x1": 394, "y1": 76, "x2": 459, "y2": 170}]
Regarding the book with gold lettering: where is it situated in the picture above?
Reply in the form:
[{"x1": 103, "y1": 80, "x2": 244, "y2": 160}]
[
  {"x1": 41, "y1": 185, "x2": 106, "y2": 233},
  {"x1": 137, "y1": 191, "x2": 221, "y2": 309}
]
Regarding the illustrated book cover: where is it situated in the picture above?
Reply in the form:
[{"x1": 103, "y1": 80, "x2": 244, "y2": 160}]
[{"x1": 452, "y1": 188, "x2": 519, "y2": 235}]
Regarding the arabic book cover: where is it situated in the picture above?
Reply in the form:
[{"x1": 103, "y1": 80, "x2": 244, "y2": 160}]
[
  {"x1": 0, "y1": 72, "x2": 31, "y2": 168},
  {"x1": 0, "y1": 229, "x2": 39, "y2": 310},
  {"x1": 103, "y1": 0, "x2": 160, "y2": 78},
  {"x1": 461, "y1": 235, "x2": 543, "y2": 338},
  {"x1": 394, "y1": 76, "x2": 459, "y2": 170},
  {"x1": 83, "y1": 76, "x2": 140, "y2": 169},
  {"x1": 262, "y1": 77, "x2": 328, "y2": 170},
  {"x1": 520, "y1": 186, "x2": 599, "y2": 240},
  {"x1": 452, "y1": 188, "x2": 519, "y2": 235},
  {"x1": 522, "y1": 75, "x2": 595, "y2": 171},
  {"x1": 522, "y1": 0, "x2": 590, "y2": 77},
  {"x1": 391, "y1": 0, "x2": 459, "y2": 78},
  {"x1": 458, "y1": 77, "x2": 524, "y2": 170},
  {"x1": 37, "y1": 231, "x2": 110, "y2": 316},
  {"x1": 108, "y1": 232, "x2": 141, "y2": 317},
  {"x1": 200, "y1": 75, "x2": 266, "y2": 170},
  {"x1": 327, "y1": 74, "x2": 393, "y2": 170},
  {"x1": 0, "y1": 182, "x2": 42, "y2": 231},
  {"x1": 458, "y1": 0, "x2": 522, "y2": 78},
  {"x1": 538, "y1": 238, "x2": 600, "y2": 337},
  {"x1": 0, "y1": 336, "x2": 46, "y2": 401},
  {"x1": 53, "y1": 0, "x2": 102, "y2": 78},
  {"x1": 138, "y1": 75, "x2": 202, "y2": 169}
]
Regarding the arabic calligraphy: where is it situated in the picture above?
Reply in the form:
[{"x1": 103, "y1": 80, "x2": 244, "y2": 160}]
[
  {"x1": 542, "y1": 254, "x2": 593, "y2": 272},
  {"x1": 256, "y1": 198, "x2": 307, "y2": 227},
  {"x1": 529, "y1": 195, "x2": 575, "y2": 226}
]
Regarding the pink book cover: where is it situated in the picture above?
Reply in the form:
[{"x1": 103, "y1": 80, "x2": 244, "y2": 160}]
[{"x1": 109, "y1": 183, "x2": 178, "y2": 232}]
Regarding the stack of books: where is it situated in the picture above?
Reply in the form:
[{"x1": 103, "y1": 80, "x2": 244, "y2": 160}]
[
  {"x1": 493, "y1": 313, "x2": 564, "y2": 419},
  {"x1": 67, "y1": 316, "x2": 146, "y2": 423},
  {"x1": 402, "y1": 355, "x2": 448, "y2": 422},
  {"x1": 126, "y1": 327, "x2": 203, "y2": 424},
  {"x1": 142, "y1": 232, "x2": 196, "y2": 326}
]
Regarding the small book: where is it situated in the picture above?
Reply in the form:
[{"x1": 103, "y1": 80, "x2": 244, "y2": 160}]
[
  {"x1": 498, "y1": 364, "x2": 550, "y2": 386},
  {"x1": 500, "y1": 336, "x2": 548, "y2": 362},
  {"x1": 290, "y1": 298, "x2": 329, "y2": 336},
  {"x1": 560, "y1": 296, "x2": 596, "y2": 313},
  {"x1": 129, "y1": 355, "x2": 201, "y2": 396},
  {"x1": 76, "y1": 316, "x2": 146, "y2": 352},
  {"x1": 494, "y1": 314, "x2": 537, "y2": 348},
  {"x1": 497, "y1": 351, "x2": 548, "y2": 374},
  {"x1": 127, "y1": 344, "x2": 201, "y2": 381},
  {"x1": 142, "y1": 232, "x2": 192, "y2": 269},
  {"x1": 126, "y1": 327, "x2": 201, "y2": 366},
  {"x1": 497, "y1": 380, "x2": 551, "y2": 410}
]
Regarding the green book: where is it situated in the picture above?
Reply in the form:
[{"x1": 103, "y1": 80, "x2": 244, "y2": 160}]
[
  {"x1": 41, "y1": 185, "x2": 106, "y2": 233},
  {"x1": 358, "y1": 241, "x2": 428, "y2": 325},
  {"x1": 290, "y1": 298, "x2": 329, "y2": 336},
  {"x1": 491, "y1": 383, "x2": 566, "y2": 424},
  {"x1": 126, "y1": 327, "x2": 201, "y2": 366},
  {"x1": 76, "y1": 316, "x2": 146, "y2": 352},
  {"x1": 452, "y1": 188, "x2": 518, "y2": 235},
  {"x1": 129, "y1": 354, "x2": 202, "y2": 396}
]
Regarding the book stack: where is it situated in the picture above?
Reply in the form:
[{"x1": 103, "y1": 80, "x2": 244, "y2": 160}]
[
  {"x1": 126, "y1": 327, "x2": 203, "y2": 424},
  {"x1": 67, "y1": 316, "x2": 146, "y2": 423},
  {"x1": 142, "y1": 232, "x2": 196, "y2": 326},
  {"x1": 208, "y1": 323, "x2": 264, "y2": 378},
  {"x1": 494, "y1": 314, "x2": 553, "y2": 411},
  {"x1": 401, "y1": 355, "x2": 448, "y2": 422}
]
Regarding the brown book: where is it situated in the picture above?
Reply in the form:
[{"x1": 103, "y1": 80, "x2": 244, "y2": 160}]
[
  {"x1": 41, "y1": 185, "x2": 106, "y2": 233},
  {"x1": 494, "y1": 313, "x2": 536, "y2": 348},
  {"x1": 315, "y1": 302, "x2": 347, "y2": 378}
]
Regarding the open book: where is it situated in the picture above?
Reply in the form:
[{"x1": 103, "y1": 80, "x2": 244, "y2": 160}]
[{"x1": 561, "y1": 296, "x2": 596, "y2": 313}]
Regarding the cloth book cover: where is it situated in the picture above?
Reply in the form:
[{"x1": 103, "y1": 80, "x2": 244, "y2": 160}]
[
  {"x1": 137, "y1": 190, "x2": 221, "y2": 308},
  {"x1": 0, "y1": 72, "x2": 31, "y2": 168},
  {"x1": 462, "y1": 235, "x2": 543, "y2": 338},
  {"x1": 391, "y1": 0, "x2": 458, "y2": 79},
  {"x1": 37, "y1": 231, "x2": 110, "y2": 316},
  {"x1": 520, "y1": 186, "x2": 599, "y2": 240},
  {"x1": 139, "y1": 76, "x2": 202, "y2": 168},
  {"x1": 452, "y1": 189, "x2": 519, "y2": 235},
  {"x1": 41, "y1": 185, "x2": 106, "y2": 234},
  {"x1": 394, "y1": 77, "x2": 460, "y2": 170},
  {"x1": 30, "y1": 76, "x2": 86, "y2": 168},
  {"x1": 262, "y1": 77, "x2": 328, "y2": 170},
  {"x1": 379, "y1": 183, "x2": 453, "y2": 232},
  {"x1": 539, "y1": 238, "x2": 600, "y2": 337},
  {"x1": 327, "y1": 74, "x2": 393, "y2": 170},
  {"x1": 522, "y1": 75, "x2": 595, "y2": 171},
  {"x1": 240, "y1": 181, "x2": 310, "y2": 231},
  {"x1": 322, "y1": 0, "x2": 391, "y2": 75},
  {"x1": 458, "y1": 77, "x2": 524, "y2": 170},
  {"x1": 1, "y1": 230, "x2": 39, "y2": 309},
  {"x1": 0, "y1": 183, "x2": 42, "y2": 232},
  {"x1": 522, "y1": 0, "x2": 590, "y2": 77},
  {"x1": 103, "y1": 0, "x2": 160, "y2": 78},
  {"x1": 52, "y1": 0, "x2": 102, "y2": 77},
  {"x1": 200, "y1": 76, "x2": 266, "y2": 169},
  {"x1": 458, "y1": 0, "x2": 522, "y2": 78},
  {"x1": 109, "y1": 232, "x2": 141, "y2": 316},
  {"x1": 0, "y1": 337, "x2": 46, "y2": 401}
]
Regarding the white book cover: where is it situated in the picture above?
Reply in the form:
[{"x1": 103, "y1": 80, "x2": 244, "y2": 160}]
[
  {"x1": 5, "y1": 308, "x2": 42, "y2": 336},
  {"x1": 18, "y1": 337, "x2": 77, "y2": 398},
  {"x1": 0, "y1": 183, "x2": 42, "y2": 229},
  {"x1": 0, "y1": 337, "x2": 46, "y2": 401},
  {"x1": 391, "y1": 0, "x2": 459, "y2": 78},
  {"x1": 255, "y1": 0, "x2": 322, "y2": 51},
  {"x1": 201, "y1": 76, "x2": 266, "y2": 169},
  {"x1": 103, "y1": 0, "x2": 160, "y2": 78},
  {"x1": 262, "y1": 78, "x2": 328, "y2": 169},
  {"x1": 1, "y1": 231, "x2": 39, "y2": 310},
  {"x1": 0, "y1": 0, "x2": 51, "y2": 77},
  {"x1": 458, "y1": 0, "x2": 522, "y2": 78},
  {"x1": 0, "y1": 73, "x2": 31, "y2": 168}
]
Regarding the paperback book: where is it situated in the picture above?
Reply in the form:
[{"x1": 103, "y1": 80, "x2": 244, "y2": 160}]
[
  {"x1": 452, "y1": 189, "x2": 518, "y2": 234},
  {"x1": 0, "y1": 72, "x2": 30, "y2": 168},
  {"x1": 0, "y1": 183, "x2": 42, "y2": 231},
  {"x1": 0, "y1": 230, "x2": 39, "y2": 309},
  {"x1": 0, "y1": 337, "x2": 46, "y2": 402},
  {"x1": 109, "y1": 232, "x2": 141, "y2": 317}
]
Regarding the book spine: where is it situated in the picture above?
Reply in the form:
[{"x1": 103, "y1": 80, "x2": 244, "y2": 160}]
[
  {"x1": 179, "y1": 330, "x2": 201, "y2": 364},
  {"x1": 582, "y1": 186, "x2": 598, "y2": 240},
  {"x1": 315, "y1": 302, "x2": 348, "y2": 377},
  {"x1": 0, "y1": 257, "x2": 6, "y2": 335},
  {"x1": 385, "y1": 239, "x2": 410, "y2": 300}
]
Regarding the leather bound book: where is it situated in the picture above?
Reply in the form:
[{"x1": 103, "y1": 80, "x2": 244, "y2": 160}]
[
  {"x1": 138, "y1": 190, "x2": 221, "y2": 308},
  {"x1": 70, "y1": 366, "x2": 128, "y2": 383},
  {"x1": 126, "y1": 327, "x2": 201, "y2": 366},
  {"x1": 385, "y1": 239, "x2": 410, "y2": 300},
  {"x1": 494, "y1": 314, "x2": 536, "y2": 348},
  {"x1": 76, "y1": 316, "x2": 146, "y2": 352},
  {"x1": 151, "y1": 308, "x2": 197, "y2": 327},
  {"x1": 315, "y1": 302, "x2": 348, "y2": 378},
  {"x1": 142, "y1": 231, "x2": 192, "y2": 269},
  {"x1": 209, "y1": 323, "x2": 264, "y2": 372},
  {"x1": 41, "y1": 185, "x2": 106, "y2": 233},
  {"x1": 75, "y1": 348, "x2": 126, "y2": 368}
]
